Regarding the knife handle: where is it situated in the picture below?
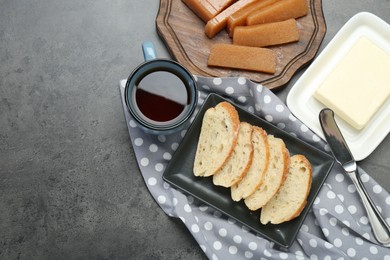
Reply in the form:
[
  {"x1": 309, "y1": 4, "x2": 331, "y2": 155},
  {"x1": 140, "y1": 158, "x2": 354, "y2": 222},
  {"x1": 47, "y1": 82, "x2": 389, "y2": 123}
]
[{"x1": 348, "y1": 169, "x2": 390, "y2": 247}]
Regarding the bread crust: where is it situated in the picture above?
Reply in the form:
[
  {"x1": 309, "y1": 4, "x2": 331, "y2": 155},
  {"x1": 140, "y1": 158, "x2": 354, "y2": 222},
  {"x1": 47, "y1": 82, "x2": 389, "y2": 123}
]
[
  {"x1": 193, "y1": 101, "x2": 240, "y2": 177},
  {"x1": 230, "y1": 126, "x2": 270, "y2": 201},
  {"x1": 212, "y1": 102, "x2": 240, "y2": 175},
  {"x1": 244, "y1": 136, "x2": 290, "y2": 210},
  {"x1": 260, "y1": 154, "x2": 312, "y2": 224},
  {"x1": 283, "y1": 154, "x2": 312, "y2": 222},
  {"x1": 213, "y1": 121, "x2": 254, "y2": 187},
  {"x1": 233, "y1": 124, "x2": 254, "y2": 185},
  {"x1": 218, "y1": 101, "x2": 240, "y2": 138}
]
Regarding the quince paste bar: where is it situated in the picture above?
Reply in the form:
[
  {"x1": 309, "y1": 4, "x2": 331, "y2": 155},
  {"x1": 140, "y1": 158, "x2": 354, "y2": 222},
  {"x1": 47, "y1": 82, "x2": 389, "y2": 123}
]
[
  {"x1": 233, "y1": 19, "x2": 299, "y2": 47},
  {"x1": 246, "y1": 0, "x2": 308, "y2": 26},
  {"x1": 204, "y1": 0, "x2": 258, "y2": 38},
  {"x1": 208, "y1": 44, "x2": 276, "y2": 74},
  {"x1": 182, "y1": 0, "x2": 236, "y2": 22}
]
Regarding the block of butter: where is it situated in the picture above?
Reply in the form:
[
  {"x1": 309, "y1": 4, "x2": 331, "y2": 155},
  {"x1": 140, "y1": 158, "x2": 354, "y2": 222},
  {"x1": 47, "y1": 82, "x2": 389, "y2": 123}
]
[{"x1": 314, "y1": 37, "x2": 390, "y2": 130}]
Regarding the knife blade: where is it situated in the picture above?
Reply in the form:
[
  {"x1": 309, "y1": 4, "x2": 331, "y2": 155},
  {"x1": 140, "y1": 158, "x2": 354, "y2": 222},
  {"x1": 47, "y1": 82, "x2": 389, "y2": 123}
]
[{"x1": 319, "y1": 108, "x2": 390, "y2": 247}]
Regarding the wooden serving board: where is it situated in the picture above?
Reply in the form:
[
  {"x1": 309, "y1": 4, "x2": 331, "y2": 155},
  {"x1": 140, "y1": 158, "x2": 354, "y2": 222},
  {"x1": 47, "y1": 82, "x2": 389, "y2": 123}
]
[{"x1": 156, "y1": 0, "x2": 327, "y2": 90}]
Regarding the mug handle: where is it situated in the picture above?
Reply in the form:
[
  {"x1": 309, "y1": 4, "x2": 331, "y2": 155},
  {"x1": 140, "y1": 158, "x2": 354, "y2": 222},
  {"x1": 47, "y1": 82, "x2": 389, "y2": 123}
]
[{"x1": 142, "y1": 41, "x2": 157, "y2": 61}]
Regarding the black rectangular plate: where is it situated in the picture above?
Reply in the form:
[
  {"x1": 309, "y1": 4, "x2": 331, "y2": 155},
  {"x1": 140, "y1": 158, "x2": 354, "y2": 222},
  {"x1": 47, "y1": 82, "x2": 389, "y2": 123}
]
[{"x1": 163, "y1": 93, "x2": 334, "y2": 248}]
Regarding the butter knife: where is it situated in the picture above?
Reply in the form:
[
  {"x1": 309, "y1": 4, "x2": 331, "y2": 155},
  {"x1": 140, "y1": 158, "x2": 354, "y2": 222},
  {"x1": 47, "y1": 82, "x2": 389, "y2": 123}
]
[{"x1": 319, "y1": 108, "x2": 390, "y2": 247}]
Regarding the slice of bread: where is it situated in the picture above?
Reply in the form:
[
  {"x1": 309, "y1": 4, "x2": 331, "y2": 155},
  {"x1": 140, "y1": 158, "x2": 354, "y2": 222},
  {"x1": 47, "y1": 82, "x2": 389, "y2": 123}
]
[
  {"x1": 260, "y1": 154, "x2": 312, "y2": 225},
  {"x1": 213, "y1": 122, "x2": 254, "y2": 187},
  {"x1": 193, "y1": 102, "x2": 240, "y2": 177},
  {"x1": 244, "y1": 135, "x2": 290, "y2": 210},
  {"x1": 230, "y1": 126, "x2": 269, "y2": 201}
]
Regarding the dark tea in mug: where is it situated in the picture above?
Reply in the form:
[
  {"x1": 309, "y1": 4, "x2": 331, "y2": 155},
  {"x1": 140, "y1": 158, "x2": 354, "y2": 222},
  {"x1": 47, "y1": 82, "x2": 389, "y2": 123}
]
[
  {"x1": 133, "y1": 70, "x2": 190, "y2": 124},
  {"x1": 125, "y1": 58, "x2": 197, "y2": 135},
  {"x1": 125, "y1": 41, "x2": 197, "y2": 134}
]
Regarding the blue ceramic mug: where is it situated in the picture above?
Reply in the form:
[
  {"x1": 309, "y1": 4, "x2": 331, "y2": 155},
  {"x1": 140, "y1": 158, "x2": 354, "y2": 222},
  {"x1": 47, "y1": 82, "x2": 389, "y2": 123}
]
[{"x1": 125, "y1": 42, "x2": 198, "y2": 135}]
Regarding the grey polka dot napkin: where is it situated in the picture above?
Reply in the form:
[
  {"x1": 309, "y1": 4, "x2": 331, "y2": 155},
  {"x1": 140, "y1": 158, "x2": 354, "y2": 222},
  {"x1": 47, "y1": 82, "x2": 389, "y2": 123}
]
[{"x1": 119, "y1": 76, "x2": 390, "y2": 259}]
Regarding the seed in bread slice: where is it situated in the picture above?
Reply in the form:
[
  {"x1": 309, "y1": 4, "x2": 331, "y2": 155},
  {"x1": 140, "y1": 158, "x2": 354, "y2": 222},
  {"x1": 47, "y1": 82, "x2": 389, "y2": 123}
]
[
  {"x1": 213, "y1": 122, "x2": 254, "y2": 187},
  {"x1": 244, "y1": 135, "x2": 290, "y2": 211},
  {"x1": 260, "y1": 154, "x2": 312, "y2": 225},
  {"x1": 230, "y1": 126, "x2": 269, "y2": 201},
  {"x1": 193, "y1": 101, "x2": 240, "y2": 177}
]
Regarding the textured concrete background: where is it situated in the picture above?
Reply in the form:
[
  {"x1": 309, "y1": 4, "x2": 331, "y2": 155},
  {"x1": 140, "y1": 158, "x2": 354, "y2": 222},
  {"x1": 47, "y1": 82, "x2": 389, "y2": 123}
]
[{"x1": 1, "y1": 0, "x2": 389, "y2": 259}]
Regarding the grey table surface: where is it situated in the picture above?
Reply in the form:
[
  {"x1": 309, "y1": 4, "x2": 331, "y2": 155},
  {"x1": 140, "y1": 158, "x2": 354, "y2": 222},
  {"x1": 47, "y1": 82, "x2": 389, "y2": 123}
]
[{"x1": 1, "y1": 0, "x2": 389, "y2": 259}]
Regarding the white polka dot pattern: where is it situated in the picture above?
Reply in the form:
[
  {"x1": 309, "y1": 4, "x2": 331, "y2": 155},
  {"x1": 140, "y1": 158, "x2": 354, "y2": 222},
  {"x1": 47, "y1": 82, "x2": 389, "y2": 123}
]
[{"x1": 119, "y1": 77, "x2": 390, "y2": 260}]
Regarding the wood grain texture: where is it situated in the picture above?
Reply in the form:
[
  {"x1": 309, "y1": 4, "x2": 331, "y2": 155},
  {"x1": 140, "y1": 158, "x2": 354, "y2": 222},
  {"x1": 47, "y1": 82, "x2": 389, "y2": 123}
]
[{"x1": 156, "y1": 0, "x2": 326, "y2": 90}]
